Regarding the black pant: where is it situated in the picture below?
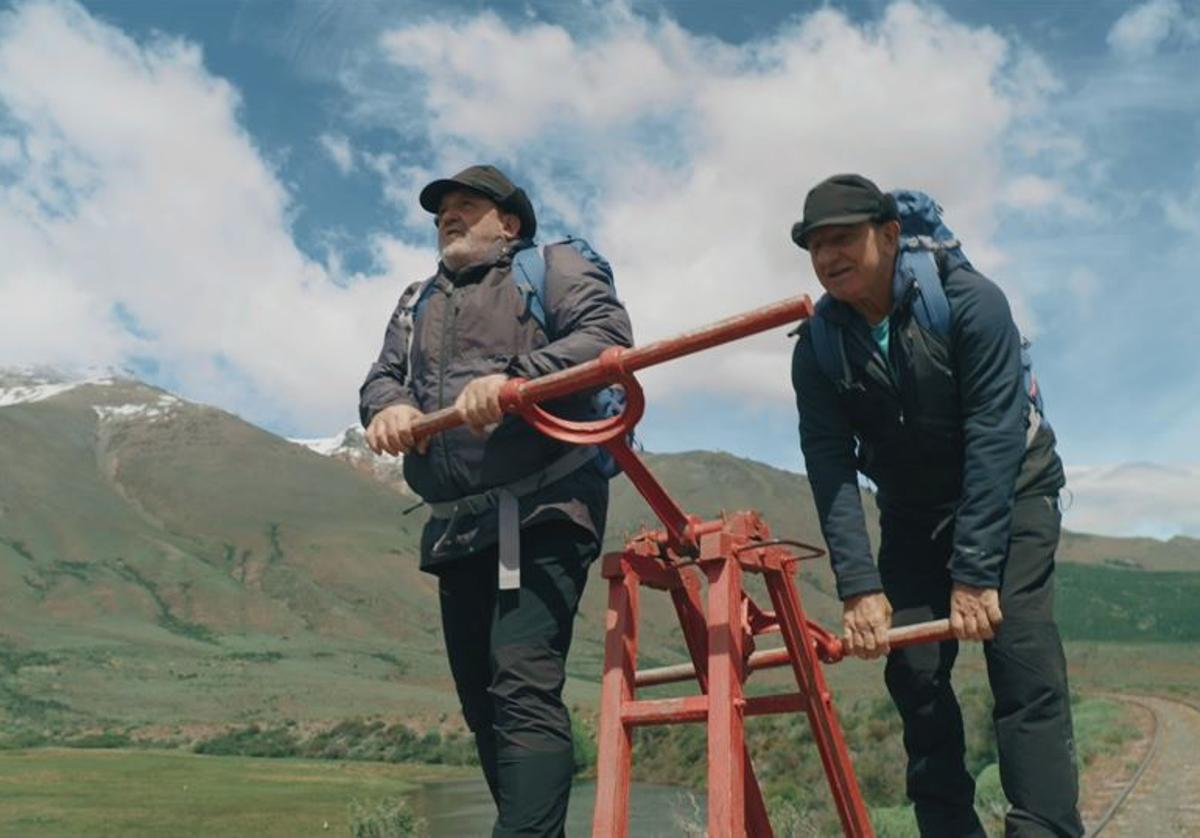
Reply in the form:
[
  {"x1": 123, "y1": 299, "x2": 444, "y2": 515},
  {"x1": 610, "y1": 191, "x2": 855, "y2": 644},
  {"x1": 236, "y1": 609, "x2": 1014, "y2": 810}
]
[
  {"x1": 437, "y1": 521, "x2": 596, "y2": 837},
  {"x1": 879, "y1": 495, "x2": 1083, "y2": 837}
]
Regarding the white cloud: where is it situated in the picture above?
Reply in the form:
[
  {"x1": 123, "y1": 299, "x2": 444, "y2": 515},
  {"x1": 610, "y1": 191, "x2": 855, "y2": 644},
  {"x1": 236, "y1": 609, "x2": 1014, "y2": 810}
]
[
  {"x1": 318, "y1": 131, "x2": 355, "y2": 174},
  {"x1": 1064, "y1": 463, "x2": 1200, "y2": 539},
  {"x1": 0, "y1": 0, "x2": 410, "y2": 432},
  {"x1": 1107, "y1": 0, "x2": 1199, "y2": 59},
  {"x1": 1065, "y1": 265, "x2": 1100, "y2": 308},
  {"x1": 1163, "y1": 163, "x2": 1200, "y2": 236},
  {"x1": 378, "y1": 10, "x2": 704, "y2": 146},
  {"x1": 363, "y1": 2, "x2": 1063, "y2": 404},
  {"x1": 1001, "y1": 174, "x2": 1097, "y2": 220}
]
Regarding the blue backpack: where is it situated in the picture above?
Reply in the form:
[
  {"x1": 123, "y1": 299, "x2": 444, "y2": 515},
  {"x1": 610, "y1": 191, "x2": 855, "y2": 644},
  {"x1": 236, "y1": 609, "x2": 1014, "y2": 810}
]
[
  {"x1": 401, "y1": 237, "x2": 632, "y2": 478},
  {"x1": 808, "y1": 190, "x2": 1048, "y2": 439}
]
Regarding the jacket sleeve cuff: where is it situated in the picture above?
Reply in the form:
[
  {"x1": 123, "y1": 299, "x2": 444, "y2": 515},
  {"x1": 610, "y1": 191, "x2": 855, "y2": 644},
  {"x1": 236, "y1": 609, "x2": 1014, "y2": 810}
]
[
  {"x1": 502, "y1": 354, "x2": 534, "y2": 380},
  {"x1": 948, "y1": 553, "x2": 1003, "y2": 590},
  {"x1": 836, "y1": 569, "x2": 885, "y2": 601},
  {"x1": 359, "y1": 393, "x2": 418, "y2": 429}
]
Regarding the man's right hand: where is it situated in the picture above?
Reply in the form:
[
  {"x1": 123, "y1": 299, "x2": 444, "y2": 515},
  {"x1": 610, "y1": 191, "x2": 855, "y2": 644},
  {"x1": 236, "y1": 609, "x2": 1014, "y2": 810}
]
[
  {"x1": 842, "y1": 592, "x2": 893, "y2": 660},
  {"x1": 365, "y1": 404, "x2": 427, "y2": 456}
]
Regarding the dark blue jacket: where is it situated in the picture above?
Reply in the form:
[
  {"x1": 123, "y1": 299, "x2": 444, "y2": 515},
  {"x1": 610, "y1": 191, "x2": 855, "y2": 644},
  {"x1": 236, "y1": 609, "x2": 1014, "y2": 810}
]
[{"x1": 791, "y1": 259, "x2": 1064, "y2": 599}]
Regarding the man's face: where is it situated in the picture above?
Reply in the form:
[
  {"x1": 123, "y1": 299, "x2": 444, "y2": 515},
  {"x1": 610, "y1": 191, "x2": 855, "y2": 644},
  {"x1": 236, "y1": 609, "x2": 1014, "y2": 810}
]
[
  {"x1": 806, "y1": 221, "x2": 897, "y2": 307},
  {"x1": 436, "y1": 189, "x2": 520, "y2": 271}
]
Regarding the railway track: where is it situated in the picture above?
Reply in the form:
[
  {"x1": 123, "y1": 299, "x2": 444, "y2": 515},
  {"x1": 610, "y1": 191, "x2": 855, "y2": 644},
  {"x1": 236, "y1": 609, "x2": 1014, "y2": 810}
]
[{"x1": 1086, "y1": 694, "x2": 1200, "y2": 836}]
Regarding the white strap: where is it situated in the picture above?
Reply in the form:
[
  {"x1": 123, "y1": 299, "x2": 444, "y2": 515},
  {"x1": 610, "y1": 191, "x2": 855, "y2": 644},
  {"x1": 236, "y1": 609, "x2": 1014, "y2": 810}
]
[{"x1": 498, "y1": 489, "x2": 521, "y2": 591}]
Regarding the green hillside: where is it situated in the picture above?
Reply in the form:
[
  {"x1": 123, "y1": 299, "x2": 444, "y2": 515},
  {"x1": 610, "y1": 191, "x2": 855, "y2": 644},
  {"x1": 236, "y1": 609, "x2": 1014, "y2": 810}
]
[
  {"x1": 1056, "y1": 564, "x2": 1200, "y2": 642},
  {"x1": 1058, "y1": 530, "x2": 1199, "y2": 571},
  {"x1": 1, "y1": 378, "x2": 1197, "y2": 740},
  {"x1": 0, "y1": 380, "x2": 451, "y2": 732}
]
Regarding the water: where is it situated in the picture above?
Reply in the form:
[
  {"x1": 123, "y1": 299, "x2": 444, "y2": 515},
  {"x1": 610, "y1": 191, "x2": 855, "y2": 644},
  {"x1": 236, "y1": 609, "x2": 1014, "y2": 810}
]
[{"x1": 411, "y1": 777, "x2": 705, "y2": 836}]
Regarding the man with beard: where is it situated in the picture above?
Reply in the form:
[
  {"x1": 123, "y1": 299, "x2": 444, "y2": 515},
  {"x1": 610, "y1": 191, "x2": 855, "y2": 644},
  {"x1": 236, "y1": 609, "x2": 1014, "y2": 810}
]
[{"x1": 360, "y1": 164, "x2": 633, "y2": 836}]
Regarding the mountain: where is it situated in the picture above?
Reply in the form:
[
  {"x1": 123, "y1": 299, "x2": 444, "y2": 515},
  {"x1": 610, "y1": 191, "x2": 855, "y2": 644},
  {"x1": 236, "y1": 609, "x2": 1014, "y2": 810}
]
[
  {"x1": 1063, "y1": 463, "x2": 1200, "y2": 544},
  {"x1": 0, "y1": 369, "x2": 449, "y2": 731},
  {"x1": 0, "y1": 368, "x2": 1196, "y2": 738},
  {"x1": 290, "y1": 426, "x2": 411, "y2": 496}
]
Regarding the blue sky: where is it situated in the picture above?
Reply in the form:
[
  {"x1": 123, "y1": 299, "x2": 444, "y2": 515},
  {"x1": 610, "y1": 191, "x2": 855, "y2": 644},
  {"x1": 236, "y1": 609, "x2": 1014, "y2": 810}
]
[{"x1": 1, "y1": 0, "x2": 1198, "y2": 538}]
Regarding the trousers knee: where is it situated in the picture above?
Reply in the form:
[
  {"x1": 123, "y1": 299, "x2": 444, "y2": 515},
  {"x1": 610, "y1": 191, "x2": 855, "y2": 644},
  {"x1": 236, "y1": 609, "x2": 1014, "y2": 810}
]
[
  {"x1": 457, "y1": 686, "x2": 494, "y2": 734},
  {"x1": 986, "y1": 620, "x2": 1070, "y2": 716},
  {"x1": 885, "y1": 641, "x2": 956, "y2": 714},
  {"x1": 490, "y1": 643, "x2": 572, "y2": 751}
]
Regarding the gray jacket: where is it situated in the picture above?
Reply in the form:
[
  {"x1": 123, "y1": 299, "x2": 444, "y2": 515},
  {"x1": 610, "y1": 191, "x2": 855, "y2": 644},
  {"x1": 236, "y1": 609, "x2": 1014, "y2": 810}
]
[{"x1": 359, "y1": 238, "x2": 634, "y2": 570}]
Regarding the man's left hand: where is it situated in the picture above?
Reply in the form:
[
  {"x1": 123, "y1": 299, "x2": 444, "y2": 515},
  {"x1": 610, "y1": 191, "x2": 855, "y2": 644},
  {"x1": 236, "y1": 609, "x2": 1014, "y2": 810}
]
[
  {"x1": 949, "y1": 583, "x2": 1003, "y2": 641},
  {"x1": 455, "y1": 373, "x2": 509, "y2": 434}
]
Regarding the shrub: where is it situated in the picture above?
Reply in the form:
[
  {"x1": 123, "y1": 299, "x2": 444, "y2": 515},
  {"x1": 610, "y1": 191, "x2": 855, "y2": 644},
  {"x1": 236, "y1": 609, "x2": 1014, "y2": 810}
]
[
  {"x1": 67, "y1": 731, "x2": 133, "y2": 749},
  {"x1": 571, "y1": 715, "x2": 596, "y2": 775},
  {"x1": 871, "y1": 805, "x2": 919, "y2": 838},
  {"x1": 349, "y1": 797, "x2": 427, "y2": 838},
  {"x1": 974, "y1": 762, "x2": 1007, "y2": 834},
  {"x1": 193, "y1": 724, "x2": 300, "y2": 758},
  {"x1": 1072, "y1": 698, "x2": 1138, "y2": 766}
]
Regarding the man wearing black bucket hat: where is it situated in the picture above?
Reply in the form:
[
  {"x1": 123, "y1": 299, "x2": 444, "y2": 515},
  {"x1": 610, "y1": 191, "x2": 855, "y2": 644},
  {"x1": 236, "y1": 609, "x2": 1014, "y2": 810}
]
[
  {"x1": 359, "y1": 164, "x2": 632, "y2": 836},
  {"x1": 790, "y1": 174, "x2": 1082, "y2": 836}
]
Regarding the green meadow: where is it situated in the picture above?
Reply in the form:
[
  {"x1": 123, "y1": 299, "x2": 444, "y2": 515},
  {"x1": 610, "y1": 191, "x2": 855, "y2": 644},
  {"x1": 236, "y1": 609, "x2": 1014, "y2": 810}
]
[{"x1": 0, "y1": 748, "x2": 467, "y2": 837}]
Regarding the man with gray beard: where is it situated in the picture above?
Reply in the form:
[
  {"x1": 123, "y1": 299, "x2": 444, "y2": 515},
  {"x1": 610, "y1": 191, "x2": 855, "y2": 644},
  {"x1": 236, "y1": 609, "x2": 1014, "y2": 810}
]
[{"x1": 360, "y1": 165, "x2": 633, "y2": 836}]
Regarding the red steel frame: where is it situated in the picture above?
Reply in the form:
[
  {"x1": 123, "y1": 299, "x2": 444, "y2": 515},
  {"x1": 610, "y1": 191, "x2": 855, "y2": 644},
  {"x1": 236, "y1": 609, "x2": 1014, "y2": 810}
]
[
  {"x1": 410, "y1": 293, "x2": 954, "y2": 837},
  {"x1": 589, "y1": 510, "x2": 871, "y2": 837}
]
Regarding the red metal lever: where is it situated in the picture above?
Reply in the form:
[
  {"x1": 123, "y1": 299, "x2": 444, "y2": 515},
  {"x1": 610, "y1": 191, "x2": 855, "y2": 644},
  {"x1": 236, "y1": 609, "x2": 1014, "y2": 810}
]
[
  {"x1": 633, "y1": 619, "x2": 957, "y2": 687},
  {"x1": 407, "y1": 294, "x2": 815, "y2": 444},
  {"x1": 505, "y1": 352, "x2": 644, "y2": 445}
]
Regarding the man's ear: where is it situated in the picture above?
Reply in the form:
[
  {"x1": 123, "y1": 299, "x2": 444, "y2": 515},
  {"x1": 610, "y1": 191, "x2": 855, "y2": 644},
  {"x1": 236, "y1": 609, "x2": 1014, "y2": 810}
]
[
  {"x1": 499, "y1": 211, "x2": 522, "y2": 238},
  {"x1": 880, "y1": 219, "x2": 901, "y2": 253}
]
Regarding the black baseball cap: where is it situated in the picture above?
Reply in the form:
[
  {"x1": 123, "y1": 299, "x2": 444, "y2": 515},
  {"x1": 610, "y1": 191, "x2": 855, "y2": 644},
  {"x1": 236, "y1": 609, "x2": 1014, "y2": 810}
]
[
  {"x1": 419, "y1": 164, "x2": 538, "y2": 239},
  {"x1": 791, "y1": 173, "x2": 898, "y2": 250}
]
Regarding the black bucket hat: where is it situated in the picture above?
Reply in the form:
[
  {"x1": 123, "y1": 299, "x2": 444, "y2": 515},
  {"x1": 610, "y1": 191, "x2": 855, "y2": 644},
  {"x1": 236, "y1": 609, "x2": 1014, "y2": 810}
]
[
  {"x1": 419, "y1": 164, "x2": 537, "y2": 239},
  {"x1": 791, "y1": 173, "x2": 898, "y2": 250}
]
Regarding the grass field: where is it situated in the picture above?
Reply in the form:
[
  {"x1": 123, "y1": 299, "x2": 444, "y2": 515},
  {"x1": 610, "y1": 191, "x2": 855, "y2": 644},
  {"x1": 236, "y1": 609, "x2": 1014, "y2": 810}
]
[
  {"x1": 0, "y1": 748, "x2": 468, "y2": 837},
  {"x1": 0, "y1": 693, "x2": 1142, "y2": 838}
]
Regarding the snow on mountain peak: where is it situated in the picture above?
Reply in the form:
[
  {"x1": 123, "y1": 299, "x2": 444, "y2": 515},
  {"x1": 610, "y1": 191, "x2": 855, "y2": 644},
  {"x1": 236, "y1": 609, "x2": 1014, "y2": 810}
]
[
  {"x1": 0, "y1": 365, "x2": 118, "y2": 407},
  {"x1": 93, "y1": 393, "x2": 182, "y2": 424},
  {"x1": 291, "y1": 427, "x2": 352, "y2": 457},
  {"x1": 290, "y1": 426, "x2": 410, "y2": 495}
]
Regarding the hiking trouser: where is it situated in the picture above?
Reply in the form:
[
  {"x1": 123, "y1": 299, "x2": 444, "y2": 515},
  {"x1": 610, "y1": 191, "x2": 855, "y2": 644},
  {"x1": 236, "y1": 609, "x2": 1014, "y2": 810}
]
[
  {"x1": 437, "y1": 520, "x2": 596, "y2": 837},
  {"x1": 879, "y1": 494, "x2": 1083, "y2": 838}
]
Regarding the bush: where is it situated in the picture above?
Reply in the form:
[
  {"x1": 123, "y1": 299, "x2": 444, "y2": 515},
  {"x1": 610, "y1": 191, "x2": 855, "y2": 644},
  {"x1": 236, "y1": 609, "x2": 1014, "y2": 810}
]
[
  {"x1": 1071, "y1": 698, "x2": 1138, "y2": 766},
  {"x1": 973, "y1": 762, "x2": 1007, "y2": 835},
  {"x1": 571, "y1": 715, "x2": 596, "y2": 775},
  {"x1": 66, "y1": 731, "x2": 133, "y2": 749},
  {"x1": 349, "y1": 797, "x2": 427, "y2": 838},
  {"x1": 193, "y1": 724, "x2": 299, "y2": 758},
  {"x1": 871, "y1": 805, "x2": 919, "y2": 838},
  {"x1": 0, "y1": 729, "x2": 49, "y2": 750}
]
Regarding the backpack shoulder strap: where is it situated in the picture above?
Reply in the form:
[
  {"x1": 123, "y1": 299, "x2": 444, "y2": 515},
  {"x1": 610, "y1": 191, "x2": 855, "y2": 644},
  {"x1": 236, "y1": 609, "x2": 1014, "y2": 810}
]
[
  {"x1": 905, "y1": 250, "x2": 951, "y2": 339},
  {"x1": 398, "y1": 277, "x2": 434, "y2": 314},
  {"x1": 559, "y1": 235, "x2": 615, "y2": 283},
  {"x1": 808, "y1": 297, "x2": 854, "y2": 391},
  {"x1": 398, "y1": 277, "x2": 436, "y2": 382},
  {"x1": 510, "y1": 244, "x2": 550, "y2": 335}
]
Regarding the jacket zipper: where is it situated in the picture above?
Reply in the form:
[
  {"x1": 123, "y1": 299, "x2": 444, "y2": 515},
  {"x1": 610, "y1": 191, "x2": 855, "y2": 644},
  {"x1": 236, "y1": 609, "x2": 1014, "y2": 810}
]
[
  {"x1": 846, "y1": 319, "x2": 906, "y2": 426},
  {"x1": 436, "y1": 283, "x2": 459, "y2": 481}
]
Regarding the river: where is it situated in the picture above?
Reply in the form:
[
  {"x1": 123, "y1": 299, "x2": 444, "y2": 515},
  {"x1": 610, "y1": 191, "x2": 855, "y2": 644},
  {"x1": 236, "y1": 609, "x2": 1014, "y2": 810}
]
[{"x1": 411, "y1": 777, "x2": 705, "y2": 836}]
